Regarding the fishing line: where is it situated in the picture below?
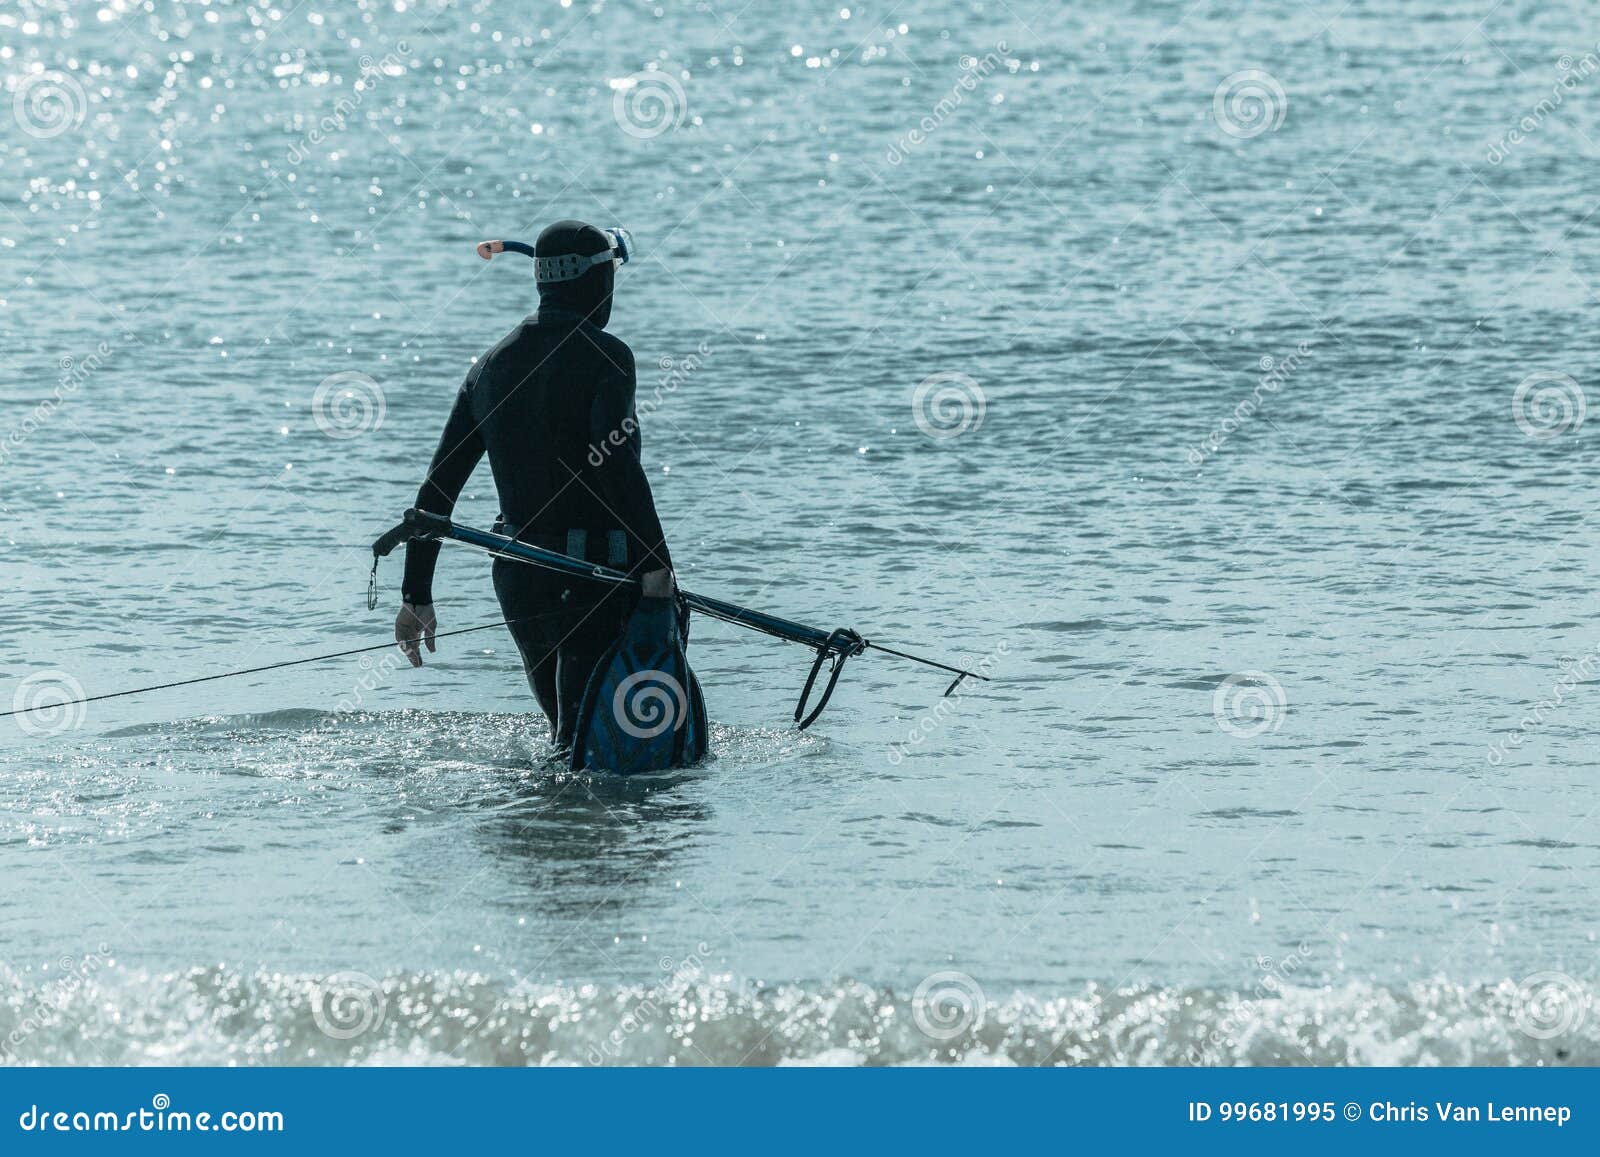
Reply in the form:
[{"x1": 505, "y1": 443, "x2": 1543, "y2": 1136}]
[
  {"x1": 0, "y1": 619, "x2": 524, "y2": 720},
  {"x1": 8, "y1": 511, "x2": 993, "y2": 726}
]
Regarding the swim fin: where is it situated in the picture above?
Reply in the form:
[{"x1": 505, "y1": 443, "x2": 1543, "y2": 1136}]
[{"x1": 569, "y1": 595, "x2": 709, "y2": 774}]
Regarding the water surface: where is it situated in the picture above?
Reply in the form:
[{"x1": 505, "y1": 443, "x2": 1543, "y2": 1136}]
[{"x1": 2, "y1": 0, "x2": 1597, "y2": 1063}]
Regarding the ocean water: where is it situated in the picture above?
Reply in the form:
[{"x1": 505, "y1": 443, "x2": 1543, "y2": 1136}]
[{"x1": 2, "y1": 0, "x2": 1598, "y2": 1065}]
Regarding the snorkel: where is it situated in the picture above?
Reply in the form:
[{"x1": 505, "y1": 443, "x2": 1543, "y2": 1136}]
[
  {"x1": 474, "y1": 227, "x2": 634, "y2": 279},
  {"x1": 476, "y1": 222, "x2": 633, "y2": 328}
]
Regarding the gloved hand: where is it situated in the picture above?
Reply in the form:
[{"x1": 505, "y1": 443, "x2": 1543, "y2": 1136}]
[
  {"x1": 640, "y1": 568, "x2": 675, "y2": 600},
  {"x1": 395, "y1": 601, "x2": 437, "y2": 667}
]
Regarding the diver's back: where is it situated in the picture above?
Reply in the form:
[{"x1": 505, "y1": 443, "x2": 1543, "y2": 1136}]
[{"x1": 472, "y1": 315, "x2": 623, "y2": 536}]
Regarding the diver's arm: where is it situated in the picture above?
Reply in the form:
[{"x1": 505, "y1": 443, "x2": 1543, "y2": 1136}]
[
  {"x1": 591, "y1": 347, "x2": 673, "y2": 581},
  {"x1": 397, "y1": 373, "x2": 485, "y2": 665}
]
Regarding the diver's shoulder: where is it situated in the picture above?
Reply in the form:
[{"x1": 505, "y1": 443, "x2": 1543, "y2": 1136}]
[
  {"x1": 572, "y1": 325, "x2": 634, "y2": 377},
  {"x1": 584, "y1": 325, "x2": 633, "y2": 361},
  {"x1": 474, "y1": 316, "x2": 545, "y2": 370},
  {"x1": 480, "y1": 315, "x2": 631, "y2": 373},
  {"x1": 480, "y1": 317, "x2": 537, "y2": 358}
]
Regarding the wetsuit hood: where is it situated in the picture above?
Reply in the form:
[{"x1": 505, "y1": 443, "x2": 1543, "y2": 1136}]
[{"x1": 535, "y1": 219, "x2": 615, "y2": 329}]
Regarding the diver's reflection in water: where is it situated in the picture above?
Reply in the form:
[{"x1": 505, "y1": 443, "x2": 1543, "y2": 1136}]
[{"x1": 470, "y1": 761, "x2": 711, "y2": 918}]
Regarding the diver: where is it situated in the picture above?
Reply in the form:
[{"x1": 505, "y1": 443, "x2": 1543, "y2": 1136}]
[{"x1": 392, "y1": 219, "x2": 676, "y2": 751}]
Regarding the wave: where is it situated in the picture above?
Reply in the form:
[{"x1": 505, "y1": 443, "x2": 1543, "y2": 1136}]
[{"x1": 2, "y1": 966, "x2": 1593, "y2": 1066}]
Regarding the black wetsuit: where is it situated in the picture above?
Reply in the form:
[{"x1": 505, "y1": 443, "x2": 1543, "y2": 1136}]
[{"x1": 402, "y1": 235, "x2": 671, "y2": 746}]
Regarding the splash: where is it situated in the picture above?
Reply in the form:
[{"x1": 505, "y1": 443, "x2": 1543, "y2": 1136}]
[{"x1": 1, "y1": 967, "x2": 1592, "y2": 1067}]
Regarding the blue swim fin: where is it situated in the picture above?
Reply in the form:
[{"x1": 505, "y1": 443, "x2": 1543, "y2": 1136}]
[{"x1": 569, "y1": 595, "x2": 709, "y2": 774}]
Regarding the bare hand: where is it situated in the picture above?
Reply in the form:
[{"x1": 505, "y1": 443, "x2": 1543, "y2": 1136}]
[
  {"x1": 395, "y1": 602, "x2": 437, "y2": 667},
  {"x1": 641, "y1": 568, "x2": 675, "y2": 599}
]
